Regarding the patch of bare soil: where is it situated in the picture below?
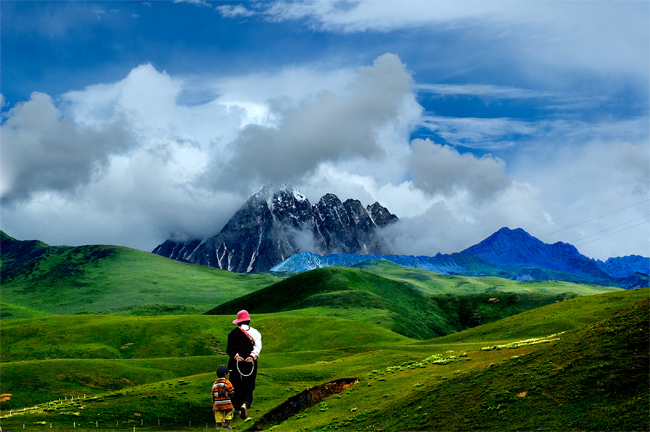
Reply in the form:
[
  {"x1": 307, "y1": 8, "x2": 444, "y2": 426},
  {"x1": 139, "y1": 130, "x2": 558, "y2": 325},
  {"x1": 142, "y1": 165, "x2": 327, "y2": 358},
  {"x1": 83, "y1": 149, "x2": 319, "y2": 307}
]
[{"x1": 250, "y1": 378, "x2": 358, "y2": 430}]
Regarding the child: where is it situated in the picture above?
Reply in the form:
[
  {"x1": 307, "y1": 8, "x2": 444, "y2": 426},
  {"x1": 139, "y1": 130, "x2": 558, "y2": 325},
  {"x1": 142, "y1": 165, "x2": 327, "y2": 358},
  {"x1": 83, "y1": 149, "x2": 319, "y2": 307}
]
[{"x1": 212, "y1": 365, "x2": 235, "y2": 430}]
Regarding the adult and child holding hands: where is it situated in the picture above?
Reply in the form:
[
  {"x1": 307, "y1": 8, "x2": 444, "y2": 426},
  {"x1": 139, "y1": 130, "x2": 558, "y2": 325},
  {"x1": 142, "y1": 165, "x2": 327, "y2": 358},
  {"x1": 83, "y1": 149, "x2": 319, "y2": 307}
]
[{"x1": 211, "y1": 310, "x2": 262, "y2": 430}]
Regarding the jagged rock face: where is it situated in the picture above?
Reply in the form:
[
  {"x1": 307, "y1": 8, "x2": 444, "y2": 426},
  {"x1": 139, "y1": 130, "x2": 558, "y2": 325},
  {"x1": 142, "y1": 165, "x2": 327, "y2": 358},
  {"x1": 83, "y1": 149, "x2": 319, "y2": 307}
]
[
  {"x1": 152, "y1": 186, "x2": 398, "y2": 273},
  {"x1": 367, "y1": 201, "x2": 400, "y2": 226},
  {"x1": 152, "y1": 239, "x2": 201, "y2": 263},
  {"x1": 312, "y1": 194, "x2": 394, "y2": 255}
]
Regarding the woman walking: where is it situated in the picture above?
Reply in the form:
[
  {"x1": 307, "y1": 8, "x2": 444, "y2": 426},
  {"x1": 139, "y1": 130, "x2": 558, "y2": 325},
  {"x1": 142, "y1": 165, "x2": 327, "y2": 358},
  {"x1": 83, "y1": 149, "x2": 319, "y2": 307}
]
[{"x1": 226, "y1": 310, "x2": 262, "y2": 420}]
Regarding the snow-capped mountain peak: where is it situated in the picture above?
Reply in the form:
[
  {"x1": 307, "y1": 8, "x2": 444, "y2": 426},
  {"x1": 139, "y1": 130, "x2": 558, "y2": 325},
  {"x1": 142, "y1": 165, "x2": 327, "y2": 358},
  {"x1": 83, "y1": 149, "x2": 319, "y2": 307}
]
[{"x1": 153, "y1": 186, "x2": 398, "y2": 272}]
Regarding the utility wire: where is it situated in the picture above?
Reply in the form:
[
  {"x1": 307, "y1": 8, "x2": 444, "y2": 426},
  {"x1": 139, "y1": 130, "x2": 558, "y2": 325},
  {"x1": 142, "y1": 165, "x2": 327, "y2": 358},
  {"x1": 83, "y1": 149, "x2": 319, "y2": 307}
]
[
  {"x1": 568, "y1": 214, "x2": 650, "y2": 244},
  {"x1": 573, "y1": 220, "x2": 650, "y2": 248},
  {"x1": 539, "y1": 198, "x2": 650, "y2": 238},
  {"x1": 527, "y1": 190, "x2": 644, "y2": 230}
]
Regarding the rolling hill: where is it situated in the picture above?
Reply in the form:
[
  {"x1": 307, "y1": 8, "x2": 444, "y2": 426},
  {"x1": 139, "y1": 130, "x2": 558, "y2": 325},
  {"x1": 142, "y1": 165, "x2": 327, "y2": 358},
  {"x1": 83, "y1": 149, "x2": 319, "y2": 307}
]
[
  {"x1": 1, "y1": 231, "x2": 285, "y2": 318},
  {"x1": 2, "y1": 230, "x2": 648, "y2": 431},
  {"x1": 206, "y1": 266, "x2": 458, "y2": 339},
  {"x1": 206, "y1": 264, "x2": 621, "y2": 339},
  {"x1": 1, "y1": 289, "x2": 647, "y2": 431},
  {"x1": 271, "y1": 294, "x2": 649, "y2": 432}
]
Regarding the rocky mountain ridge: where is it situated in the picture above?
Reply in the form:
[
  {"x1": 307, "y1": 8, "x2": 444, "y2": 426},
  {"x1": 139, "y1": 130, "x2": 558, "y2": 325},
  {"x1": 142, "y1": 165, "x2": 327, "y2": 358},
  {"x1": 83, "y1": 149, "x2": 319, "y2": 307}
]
[
  {"x1": 153, "y1": 186, "x2": 398, "y2": 273},
  {"x1": 271, "y1": 227, "x2": 649, "y2": 289}
]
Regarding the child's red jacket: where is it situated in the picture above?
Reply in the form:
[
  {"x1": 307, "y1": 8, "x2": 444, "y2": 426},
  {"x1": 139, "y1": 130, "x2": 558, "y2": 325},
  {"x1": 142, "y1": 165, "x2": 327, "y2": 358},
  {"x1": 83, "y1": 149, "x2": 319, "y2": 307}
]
[{"x1": 212, "y1": 378, "x2": 235, "y2": 411}]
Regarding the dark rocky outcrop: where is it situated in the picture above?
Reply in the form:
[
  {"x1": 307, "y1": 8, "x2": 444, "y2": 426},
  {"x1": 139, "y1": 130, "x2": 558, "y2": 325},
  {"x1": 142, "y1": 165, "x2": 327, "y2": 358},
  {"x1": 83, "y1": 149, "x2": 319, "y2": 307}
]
[
  {"x1": 249, "y1": 378, "x2": 358, "y2": 431},
  {"x1": 152, "y1": 186, "x2": 399, "y2": 273}
]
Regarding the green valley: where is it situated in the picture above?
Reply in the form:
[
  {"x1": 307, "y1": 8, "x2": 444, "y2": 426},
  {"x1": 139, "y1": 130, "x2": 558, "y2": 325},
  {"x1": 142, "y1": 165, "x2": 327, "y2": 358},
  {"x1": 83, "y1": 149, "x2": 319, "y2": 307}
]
[{"x1": 1, "y1": 232, "x2": 648, "y2": 431}]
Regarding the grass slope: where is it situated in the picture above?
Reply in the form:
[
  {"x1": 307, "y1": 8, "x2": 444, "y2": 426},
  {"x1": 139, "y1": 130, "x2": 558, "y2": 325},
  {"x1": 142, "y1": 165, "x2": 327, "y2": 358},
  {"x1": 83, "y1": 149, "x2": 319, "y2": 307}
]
[
  {"x1": 1, "y1": 232, "x2": 284, "y2": 318},
  {"x1": 354, "y1": 259, "x2": 621, "y2": 296},
  {"x1": 354, "y1": 296, "x2": 650, "y2": 431},
  {"x1": 0, "y1": 313, "x2": 410, "y2": 409},
  {"x1": 206, "y1": 266, "x2": 461, "y2": 339},
  {"x1": 207, "y1": 265, "x2": 623, "y2": 340},
  {"x1": 1, "y1": 289, "x2": 646, "y2": 431},
  {"x1": 428, "y1": 287, "x2": 650, "y2": 343}
]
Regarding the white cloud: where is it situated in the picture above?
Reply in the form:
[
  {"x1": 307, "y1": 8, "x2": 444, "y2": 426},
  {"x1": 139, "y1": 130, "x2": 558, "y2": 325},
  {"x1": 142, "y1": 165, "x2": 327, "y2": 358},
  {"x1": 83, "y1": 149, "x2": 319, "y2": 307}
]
[
  {"x1": 511, "y1": 139, "x2": 650, "y2": 260},
  {"x1": 1, "y1": 53, "x2": 647, "y2": 261},
  {"x1": 416, "y1": 83, "x2": 556, "y2": 100},
  {"x1": 211, "y1": 66, "x2": 356, "y2": 106},
  {"x1": 408, "y1": 138, "x2": 511, "y2": 201},
  {"x1": 257, "y1": 0, "x2": 649, "y2": 79},
  {"x1": 0, "y1": 91, "x2": 135, "y2": 201},
  {"x1": 420, "y1": 116, "x2": 538, "y2": 150},
  {"x1": 1, "y1": 64, "x2": 250, "y2": 249},
  {"x1": 2, "y1": 56, "x2": 420, "y2": 250},
  {"x1": 205, "y1": 53, "x2": 417, "y2": 191},
  {"x1": 263, "y1": 0, "x2": 498, "y2": 32},
  {"x1": 419, "y1": 114, "x2": 649, "y2": 152},
  {"x1": 382, "y1": 178, "x2": 545, "y2": 256},
  {"x1": 173, "y1": 0, "x2": 212, "y2": 8},
  {"x1": 217, "y1": 4, "x2": 255, "y2": 17}
]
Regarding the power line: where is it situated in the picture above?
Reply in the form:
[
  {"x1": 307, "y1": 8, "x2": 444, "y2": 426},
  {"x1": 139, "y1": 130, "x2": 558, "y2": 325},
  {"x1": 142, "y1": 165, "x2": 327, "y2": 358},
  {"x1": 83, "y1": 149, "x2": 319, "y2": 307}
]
[
  {"x1": 538, "y1": 198, "x2": 650, "y2": 238},
  {"x1": 573, "y1": 220, "x2": 650, "y2": 248},
  {"x1": 528, "y1": 190, "x2": 644, "y2": 230},
  {"x1": 568, "y1": 214, "x2": 650, "y2": 244}
]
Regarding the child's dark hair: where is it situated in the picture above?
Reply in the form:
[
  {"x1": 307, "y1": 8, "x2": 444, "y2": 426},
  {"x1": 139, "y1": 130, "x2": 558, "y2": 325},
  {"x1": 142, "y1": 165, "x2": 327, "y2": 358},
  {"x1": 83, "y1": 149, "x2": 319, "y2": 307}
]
[{"x1": 217, "y1": 365, "x2": 230, "y2": 378}]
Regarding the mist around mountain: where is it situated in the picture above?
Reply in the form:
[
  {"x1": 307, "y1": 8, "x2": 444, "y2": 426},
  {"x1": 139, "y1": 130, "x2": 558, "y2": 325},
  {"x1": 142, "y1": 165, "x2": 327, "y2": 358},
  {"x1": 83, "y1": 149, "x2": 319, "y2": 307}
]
[
  {"x1": 272, "y1": 227, "x2": 650, "y2": 289},
  {"x1": 151, "y1": 187, "x2": 648, "y2": 288},
  {"x1": 153, "y1": 185, "x2": 398, "y2": 273}
]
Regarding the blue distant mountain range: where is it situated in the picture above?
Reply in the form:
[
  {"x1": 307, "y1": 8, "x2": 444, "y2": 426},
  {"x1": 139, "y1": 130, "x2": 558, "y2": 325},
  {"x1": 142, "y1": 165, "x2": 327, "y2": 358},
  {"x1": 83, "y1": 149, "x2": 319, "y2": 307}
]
[{"x1": 271, "y1": 227, "x2": 649, "y2": 289}]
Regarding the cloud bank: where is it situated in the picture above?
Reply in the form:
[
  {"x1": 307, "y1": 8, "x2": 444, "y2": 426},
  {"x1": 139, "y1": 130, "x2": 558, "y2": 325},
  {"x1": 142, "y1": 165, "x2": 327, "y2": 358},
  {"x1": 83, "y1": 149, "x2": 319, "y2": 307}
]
[
  {"x1": 1, "y1": 52, "x2": 648, "y2": 260},
  {"x1": 208, "y1": 53, "x2": 417, "y2": 190},
  {"x1": 0, "y1": 92, "x2": 134, "y2": 201},
  {"x1": 257, "y1": 0, "x2": 649, "y2": 79}
]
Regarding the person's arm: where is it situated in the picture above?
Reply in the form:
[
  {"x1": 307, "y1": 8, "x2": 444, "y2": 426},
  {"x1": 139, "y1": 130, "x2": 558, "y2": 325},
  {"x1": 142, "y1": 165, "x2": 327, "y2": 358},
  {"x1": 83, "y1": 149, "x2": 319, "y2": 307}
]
[{"x1": 249, "y1": 327, "x2": 262, "y2": 359}]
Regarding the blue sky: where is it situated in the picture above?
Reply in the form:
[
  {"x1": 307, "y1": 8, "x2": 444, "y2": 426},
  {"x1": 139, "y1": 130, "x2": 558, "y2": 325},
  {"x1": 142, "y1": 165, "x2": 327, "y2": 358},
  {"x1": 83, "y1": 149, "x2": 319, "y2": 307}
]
[{"x1": 1, "y1": 0, "x2": 649, "y2": 261}]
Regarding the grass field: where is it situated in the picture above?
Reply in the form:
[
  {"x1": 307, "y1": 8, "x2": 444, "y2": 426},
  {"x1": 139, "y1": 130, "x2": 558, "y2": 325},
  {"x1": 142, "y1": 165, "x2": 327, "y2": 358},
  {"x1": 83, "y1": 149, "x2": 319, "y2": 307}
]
[
  {"x1": 354, "y1": 259, "x2": 620, "y2": 295},
  {"x1": 207, "y1": 265, "x2": 621, "y2": 339},
  {"x1": 1, "y1": 232, "x2": 648, "y2": 431},
  {"x1": 1, "y1": 232, "x2": 285, "y2": 318},
  {"x1": 1, "y1": 289, "x2": 648, "y2": 431}
]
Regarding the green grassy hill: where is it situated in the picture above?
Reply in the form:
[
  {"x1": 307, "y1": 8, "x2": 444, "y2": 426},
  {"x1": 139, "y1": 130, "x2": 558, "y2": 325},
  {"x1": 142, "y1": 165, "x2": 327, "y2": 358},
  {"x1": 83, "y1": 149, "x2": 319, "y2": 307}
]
[
  {"x1": 354, "y1": 259, "x2": 620, "y2": 296},
  {"x1": 340, "y1": 296, "x2": 650, "y2": 432},
  {"x1": 0, "y1": 313, "x2": 410, "y2": 410},
  {"x1": 2, "y1": 231, "x2": 647, "y2": 431},
  {"x1": 206, "y1": 265, "x2": 622, "y2": 339},
  {"x1": 427, "y1": 288, "x2": 650, "y2": 343},
  {"x1": 1, "y1": 289, "x2": 647, "y2": 431},
  {"x1": 207, "y1": 266, "x2": 461, "y2": 339},
  {"x1": 1, "y1": 231, "x2": 284, "y2": 318}
]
